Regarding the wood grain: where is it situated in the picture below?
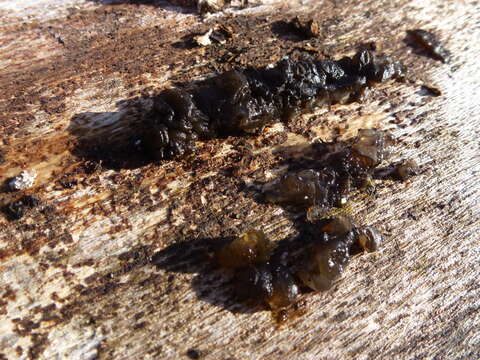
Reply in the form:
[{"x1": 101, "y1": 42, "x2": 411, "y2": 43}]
[{"x1": 0, "y1": 0, "x2": 479, "y2": 359}]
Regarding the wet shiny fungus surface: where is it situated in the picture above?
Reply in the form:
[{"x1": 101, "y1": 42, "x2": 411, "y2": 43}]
[
  {"x1": 264, "y1": 129, "x2": 389, "y2": 209},
  {"x1": 216, "y1": 230, "x2": 300, "y2": 316},
  {"x1": 215, "y1": 216, "x2": 386, "y2": 321},
  {"x1": 374, "y1": 159, "x2": 420, "y2": 181},
  {"x1": 298, "y1": 216, "x2": 356, "y2": 291},
  {"x1": 144, "y1": 49, "x2": 405, "y2": 160},
  {"x1": 216, "y1": 230, "x2": 273, "y2": 269},
  {"x1": 212, "y1": 126, "x2": 418, "y2": 321},
  {"x1": 234, "y1": 263, "x2": 299, "y2": 311},
  {"x1": 297, "y1": 217, "x2": 384, "y2": 293}
]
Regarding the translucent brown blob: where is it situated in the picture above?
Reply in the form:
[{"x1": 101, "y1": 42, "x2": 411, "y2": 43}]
[
  {"x1": 264, "y1": 129, "x2": 387, "y2": 208},
  {"x1": 357, "y1": 226, "x2": 383, "y2": 252},
  {"x1": 374, "y1": 160, "x2": 420, "y2": 181},
  {"x1": 272, "y1": 300, "x2": 307, "y2": 326},
  {"x1": 234, "y1": 263, "x2": 299, "y2": 310},
  {"x1": 216, "y1": 230, "x2": 272, "y2": 269},
  {"x1": 297, "y1": 216, "x2": 356, "y2": 291},
  {"x1": 297, "y1": 216, "x2": 382, "y2": 292},
  {"x1": 216, "y1": 230, "x2": 299, "y2": 313},
  {"x1": 214, "y1": 216, "x2": 384, "y2": 322}
]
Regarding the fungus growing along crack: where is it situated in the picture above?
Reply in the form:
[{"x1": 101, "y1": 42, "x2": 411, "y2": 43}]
[
  {"x1": 263, "y1": 129, "x2": 390, "y2": 209},
  {"x1": 214, "y1": 216, "x2": 386, "y2": 323},
  {"x1": 144, "y1": 49, "x2": 406, "y2": 160},
  {"x1": 213, "y1": 129, "x2": 419, "y2": 322}
]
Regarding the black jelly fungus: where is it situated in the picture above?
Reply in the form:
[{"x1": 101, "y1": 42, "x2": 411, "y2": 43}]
[
  {"x1": 298, "y1": 216, "x2": 380, "y2": 292},
  {"x1": 264, "y1": 129, "x2": 387, "y2": 208},
  {"x1": 145, "y1": 49, "x2": 405, "y2": 160},
  {"x1": 234, "y1": 263, "x2": 299, "y2": 310},
  {"x1": 216, "y1": 230, "x2": 299, "y2": 311},
  {"x1": 216, "y1": 230, "x2": 272, "y2": 269}
]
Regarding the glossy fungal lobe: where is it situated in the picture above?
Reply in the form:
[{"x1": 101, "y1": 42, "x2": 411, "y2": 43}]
[
  {"x1": 264, "y1": 129, "x2": 387, "y2": 208},
  {"x1": 357, "y1": 226, "x2": 383, "y2": 252},
  {"x1": 216, "y1": 229, "x2": 272, "y2": 269},
  {"x1": 234, "y1": 263, "x2": 299, "y2": 310},
  {"x1": 216, "y1": 230, "x2": 299, "y2": 310},
  {"x1": 145, "y1": 49, "x2": 405, "y2": 160},
  {"x1": 298, "y1": 216, "x2": 382, "y2": 292},
  {"x1": 374, "y1": 160, "x2": 420, "y2": 181}
]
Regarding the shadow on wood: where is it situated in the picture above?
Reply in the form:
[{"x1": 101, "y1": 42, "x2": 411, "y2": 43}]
[
  {"x1": 68, "y1": 108, "x2": 152, "y2": 170},
  {"x1": 270, "y1": 20, "x2": 308, "y2": 42},
  {"x1": 150, "y1": 236, "x2": 264, "y2": 314}
]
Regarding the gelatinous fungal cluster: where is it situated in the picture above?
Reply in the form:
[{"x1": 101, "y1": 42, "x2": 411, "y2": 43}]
[
  {"x1": 214, "y1": 129, "x2": 418, "y2": 321},
  {"x1": 215, "y1": 216, "x2": 383, "y2": 321},
  {"x1": 144, "y1": 49, "x2": 406, "y2": 160},
  {"x1": 264, "y1": 129, "x2": 389, "y2": 208},
  {"x1": 264, "y1": 129, "x2": 419, "y2": 208},
  {"x1": 216, "y1": 230, "x2": 299, "y2": 312},
  {"x1": 297, "y1": 216, "x2": 383, "y2": 292}
]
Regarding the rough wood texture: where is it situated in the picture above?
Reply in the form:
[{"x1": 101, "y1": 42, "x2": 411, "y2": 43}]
[{"x1": 0, "y1": 1, "x2": 479, "y2": 359}]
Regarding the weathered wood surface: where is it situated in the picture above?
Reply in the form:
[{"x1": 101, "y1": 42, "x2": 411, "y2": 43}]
[{"x1": 0, "y1": 0, "x2": 479, "y2": 359}]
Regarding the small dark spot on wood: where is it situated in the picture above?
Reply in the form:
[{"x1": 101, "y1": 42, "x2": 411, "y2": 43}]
[
  {"x1": 134, "y1": 311, "x2": 145, "y2": 320},
  {"x1": 16, "y1": 346, "x2": 23, "y2": 356},
  {"x1": 28, "y1": 333, "x2": 49, "y2": 360},
  {"x1": 2, "y1": 195, "x2": 41, "y2": 221},
  {"x1": 3, "y1": 286, "x2": 17, "y2": 301},
  {"x1": 12, "y1": 318, "x2": 40, "y2": 336},
  {"x1": 40, "y1": 204, "x2": 56, "y2": 216},
  {"x1": 289, "y1": 16, "x2": 321, "y2": 39},
  {"x1": 133, "y1": 321, "x2": 148, "y2": 330},
  {"x1": 420, "y1": 84, "x2": 442, "y2": 97},
  {"x1": 406, "y1": 29, "x2": 450, "y2": 63},
  {"x1": 186, "y1": 348, "x2": 201, "y2": 359}
]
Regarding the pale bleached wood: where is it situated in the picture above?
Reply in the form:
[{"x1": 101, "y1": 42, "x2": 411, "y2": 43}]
[{"x1": 0, "y1": 1, "x2": 479, "y2": 360}]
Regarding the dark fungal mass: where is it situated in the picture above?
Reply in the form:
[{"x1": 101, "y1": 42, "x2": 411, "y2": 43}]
[
  {"x1": 215, "y1": 218, "x2": 382, "y2": 317},
  {"x1": 234, "y1": 263, "x2": 299, "y2": 311},
  {"x1": 264, "y1": 129, "x2": 389, "y2": 208},
  {"x1": 420, "y1": 84, "x2": 442, "y2": 97},
  {"x1": 212, "y1": 128, "x2": 419, "y2": 319},
  {"x1": 144, "y1": 49, "x2": 406, "y2": 160},
  {"x1": 407, "y1": 29, "x2": 450, "y2": 63},
  {"x1": 357, "y1": 226, "x2": 383, "y2": 253},
  {"x1": 216, "y1": 229, "x2": 272, "y2": 269}
]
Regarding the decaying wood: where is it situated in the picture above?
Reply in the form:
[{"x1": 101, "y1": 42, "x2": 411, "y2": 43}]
[{"x1": 0, "y1": 1, "x2": 479, "y2": 359}]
